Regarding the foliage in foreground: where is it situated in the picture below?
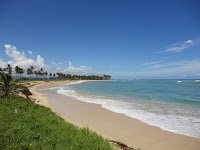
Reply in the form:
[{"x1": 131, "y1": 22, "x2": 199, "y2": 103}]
[
  {"x1": 0, "y1": 95, "x2": 113, "y2": 150},
  {"x1": 0, "y1": 71, "x2": 16, "y2": 96}
]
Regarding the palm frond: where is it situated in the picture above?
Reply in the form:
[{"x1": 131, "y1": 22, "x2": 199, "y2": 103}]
[
  {"x1": 0, "y1": 71, "x2": 14, "y2": 96},
  {"x1": 0, "y1": 72, "x2": 8, "y2": 87},
  {"x1": 0, "y1": 81, "x2": 4, "y2": 85}
]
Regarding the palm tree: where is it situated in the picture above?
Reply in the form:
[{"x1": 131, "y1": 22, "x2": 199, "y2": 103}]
[
  {"x1": 15, "y1": 66, "x2": 19, "y2": 78},
  {"x1": 27, "y1": 68, "x2": 32, "y2": 78},
  {"x1": 44, "y1": 71, "x2": 48, "y2": 78},
  {"x1": 3, "y1": 64, "x2": 12, "y2": 75},
  {"x1": 34, "y1": 71, "x2": 37, "y2": 78},
  {"x1": 19, "y1": 68, "x2": 24, "y2": 77},
  {"x1": 7, "y1": 64, "x2": 12, "y2": 75},
  {"x1": 37, "y1": 71, "x2": 41, "y2": 78},
  {"x1": 0, "y1": 71, "x2": 16, "y2": 96},
  {"x1": 40, "y1": 68, "x2": 44, "y2": 78},
  {"x1": 30, "y1": 66, "x2": 34, "y2": 77},
  {"x1": 30, "y1": 66, "x2": 34, "y2": 70}
]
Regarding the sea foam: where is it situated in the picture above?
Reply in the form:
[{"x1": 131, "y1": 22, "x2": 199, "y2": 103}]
[{"x1": 56, "y1": 81, "x2": 200, "y2": 138}]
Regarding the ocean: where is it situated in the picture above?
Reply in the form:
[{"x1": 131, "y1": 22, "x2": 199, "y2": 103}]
[{"x1": 56, "y1": 79, "x2": 200, "y2": 138}]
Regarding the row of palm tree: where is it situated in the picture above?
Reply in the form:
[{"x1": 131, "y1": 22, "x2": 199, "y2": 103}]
[
  {"x1": 55, "y1": 73, "x2": 111, "y2": 80},
  {"x1": 0, "y1": 65, "x2": 51, "y2": 78},
  {"x1": 0, "y1": 64, "x2": 111, "y2": 80}
]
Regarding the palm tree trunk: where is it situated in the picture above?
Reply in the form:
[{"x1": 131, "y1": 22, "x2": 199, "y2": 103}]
[{"x1": 5, "y1": 90, "x2": 8, "y2": 96}]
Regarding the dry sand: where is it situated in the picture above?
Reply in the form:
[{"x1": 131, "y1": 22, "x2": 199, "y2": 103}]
[
  {"x1": 25, "y1": 81, "x2": 70, "y2": 107},
  {"x1": 30, "y1": 81, "x2": 200, "y2": 150}
]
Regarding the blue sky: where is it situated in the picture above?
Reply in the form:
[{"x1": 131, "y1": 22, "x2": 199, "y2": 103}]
[{"x1": 0, "y1": 0, "x2": 200, "y2": 79}]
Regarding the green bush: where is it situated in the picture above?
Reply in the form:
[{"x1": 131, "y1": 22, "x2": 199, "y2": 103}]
[{"x1": 13, "y1": 84, "x2": 32, "y2": 97}]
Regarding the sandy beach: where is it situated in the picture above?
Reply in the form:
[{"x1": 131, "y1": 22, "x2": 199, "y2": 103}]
[
  {"x1": 29, "y1": 81, "x2": 200, "y2": 150},
  {"x1": 24, "y1": 81, "x2": 70, "y2": 107}
]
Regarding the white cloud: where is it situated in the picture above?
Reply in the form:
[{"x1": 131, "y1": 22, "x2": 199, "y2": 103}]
[
  {"x1": 52, "y1": 61, "x2": 63, "y2": 66},
  {"x1": 142, "y1": 62, "x2": 163, "y2": 69},
  {"x1": 185, "y1": 40, "x2": 192, "y2": 44},
  {"x1": 162, "y1": 39, "x2": 193, "y2": 53},
  {"x1": 147, "y1": 60, "x2": 199, "y2": 70},
  {"x1": 1, "y1": 44, "x2": 49, "y2": 70},
  {"x1": 112, "y1": 60, "x2": 200, "y2": 78},
  {"x1": 163, "y1": 45, "x2": 187, "y2": 53},
  {"x1": 193, "y1": 73, "x2": 200, "y2": 77},
  {"x1": 47, "y1": 61, "x2": 92, "y2": 75},
  {"x1": 148, "y1": 64, "x2": 163, "y2": 69},
  {"x1": 109, "y1": 65, "x2": 123, "y2": 69},
  {"x1": 142, "y1": 61, "x2": 158, "y2": 65},
  {"x1": 36, "y1": 55, "x2": 46, "y2": 68},
  {"x1": 28, "y1": 50, "x2": 32, "y2": 55},
  {"x1": 52, "y1": 61, "x2": 57, "y2": 65},
  {"x1": 0, "y1": 44, "x2": 93, "y2": 75},
  {"x1": 63, "y1": 61, "x2": 92, "y2": 74},
  {"x1": 0, "y1": 58, "x2": 7, "y2": 68}
]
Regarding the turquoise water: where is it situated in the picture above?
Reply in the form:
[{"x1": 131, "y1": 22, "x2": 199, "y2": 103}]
[
  {"x1": 71, "y1": 80, "x2": 200, "y2": 108},
  {"x1": 56, "y1": 80, "x2": 200, "y2": 138}
]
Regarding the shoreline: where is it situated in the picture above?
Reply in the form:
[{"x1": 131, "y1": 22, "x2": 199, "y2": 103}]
[{"x1": 29, "y1": 81, "x2": 200, "y2": 150}]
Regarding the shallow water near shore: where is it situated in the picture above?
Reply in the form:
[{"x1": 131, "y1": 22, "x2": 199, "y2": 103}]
[{"x1": 55, "y1": 79, "x2": 200, "y2": 138}]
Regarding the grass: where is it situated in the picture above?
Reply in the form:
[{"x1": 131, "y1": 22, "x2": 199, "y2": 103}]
[{"x1": 0, "y1": 95, "x2": 114, "y2": 150}]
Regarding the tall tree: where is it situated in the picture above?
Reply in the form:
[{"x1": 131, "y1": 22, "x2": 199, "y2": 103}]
[
  {"x1": 40, "y1": 68, "x2": 44, "y2": 78},
  {"x1": 19, "y1": 68, "x2": 24, "y2": 77},
  {"x1": 30, "y1": 66, "x2": 34, "y2": 70},
  {"x1": 7, "y1": 64, "x2": 12, "y2": 75},
  {"x1": 30, "y1": 66, "x2": 34, "y2": 77},
  {"x1": 3, "y1": 64, "x2": 12, "y2": 75},
  {"x1": 34, "y1": 71, "x2": 38, "y2": 78},
  {"x1": 27, "y1": 68, "x2": 32, "y2": 78},
  {"x1": 15, "y1": 66, "x2": 19, "y2": 77},
  {"x1": 38, "y1": 71, "x2": 41, "y2": 78},
  {"x1": 44, "y1": 71, "x2": 48, "y2": 78}
]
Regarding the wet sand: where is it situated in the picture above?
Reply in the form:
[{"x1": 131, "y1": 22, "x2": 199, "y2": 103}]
[{"x1": 32, "y1": 82, "x2": 200, "y2": 150}]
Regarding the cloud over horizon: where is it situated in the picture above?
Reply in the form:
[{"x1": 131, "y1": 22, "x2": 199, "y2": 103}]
[
  {"x1": 0, "y1": 44, "x2": 93, "y2": 75},
  {"x1": 112, "y1": 60, "x2": 200, "y2": 78},
  {"x1": 1, "y1": 44, "x2": 200, "y2": 79},
  {"x1": 64, "y1": 61, "x2": 92, "y2": 74}
]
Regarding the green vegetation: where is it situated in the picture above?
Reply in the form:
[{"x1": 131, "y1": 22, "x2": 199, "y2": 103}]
[
  {"x1": 0, "y1": 71, "x2": 16, "y2": 96},
  {"x1": 0, "y1": 95, "x2": 114, "y2": 150},
  {"x1": 0, "y1": 65, "x2": 113, "y2": 149},
  {"x1": 0, "y1": 71, "x2": 32, "y2": 98},
  {"x1": 13, "y1": 84, "x2": 32, "y2": 99}
]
